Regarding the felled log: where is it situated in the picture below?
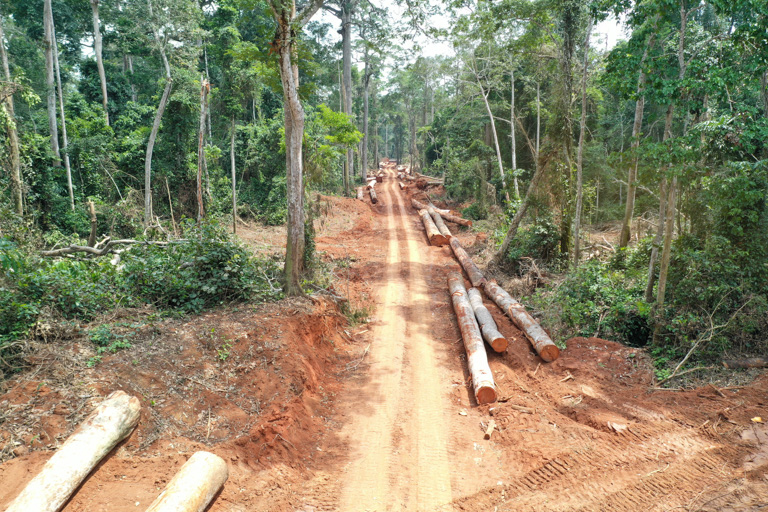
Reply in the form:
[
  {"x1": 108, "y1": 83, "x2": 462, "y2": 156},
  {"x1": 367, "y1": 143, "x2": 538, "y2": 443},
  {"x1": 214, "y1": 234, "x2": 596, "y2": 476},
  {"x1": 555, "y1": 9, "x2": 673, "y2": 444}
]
[
  {"x1": 418, "y1": 209, "x2": 448, "y2": 246},
  {"x1": 467, "y1": 287, "x2": 507, "y2": 352},
  {"x1": 366, "y1": 180, "x2": 377, "y2": 190},
  {"x1": 376, "y1": 175, "x2": 383, "y2": 183},
  {"x1": 448, "y1": 272, "x2": 496, "y2": 405},
  {"x1": 428, "y1": 206, "x2": 452, "y2": 239},
  {"x1": 5, "y1": 391, "x2": 141, "y2": 512},
  {"x1": 484, "y1": 280, "x2": 559, "y2": 362},
  {"x1": 356, "y1": 187, "x2": 364, "y2": 200},
  {"x1": 144, "y1": 451, "x2": 228, "y2": 512},
  {"x1": 411, "y1": 198, "x2": 472, "y2": 227},
  {"x1": 369, "y1": 187, "x2": 378, "y2": 204},
  {"x1": 722, "y1": 357, "x2": 768, "y2": 369},
  {"x1": 450, "y1": 238, "x2": 486, "y2": 288},
  {"x1": 398, "y1": 182, "x2": 406, "y2": 190}
]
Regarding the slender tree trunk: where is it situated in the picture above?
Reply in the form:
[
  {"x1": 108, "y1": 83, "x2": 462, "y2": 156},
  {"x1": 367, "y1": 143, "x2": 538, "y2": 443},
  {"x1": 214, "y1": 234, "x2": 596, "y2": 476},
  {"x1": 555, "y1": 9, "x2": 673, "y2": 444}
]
[
  {"x1": 644, "y1": 175, "x2": 667, "y2": 301},
  {"x1": 478, "y1": 84, "x2": 510, "y2": 203},
  {"x1": 52, "y1": 19, "x2": 74, "y2": 210},
  {"x1": 536, "y1": 81, "x2": 541, "y2": 158},
  {"x1": 144, "y1": 0, "x2": 172, "y2": 227},
  {"x1": 231, "y1": 116, "x2": 237, "y2": 234},
  {"x1": 43, "y1": 0, "x2": 60, "y2": 164},
  {"x1": 761, "y1": 70, "x2": 768, "y2": 118},
  {"x1": 204, "y1": 47, "x2": 212, "y2": 143},
  {"x1": 361, "y1": 51, "x2": 370, "y2": 182},
  {"x1": 197, "y1": 77, "x2": 208, "y2": 222},
  {"x1": 0, "y1": 17, "x2": 22, "y2": 215},
  {"x1": 341, "y1": 1, "x2": 354, "y2": 194},
  {"x1": 619, "y1": 20, "x2": 658, "y2": 248},
  {"x1": 126, "y1": 55, "x2": 137, "y2": 102},
  {"x1": 573, "y1": 19, "x2": 593, "y2": 267},
  {"x1": 510, "y1": 68, "x2": 520, "y2": 199},
  {"x1": 90, "y1": 0, "x2": 109, "y2": 125}
]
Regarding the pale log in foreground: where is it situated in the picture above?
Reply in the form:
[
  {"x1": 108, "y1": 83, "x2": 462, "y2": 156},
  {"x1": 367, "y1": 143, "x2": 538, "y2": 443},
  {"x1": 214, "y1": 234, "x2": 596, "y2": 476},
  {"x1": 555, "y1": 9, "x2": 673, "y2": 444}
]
[
  {"x1": 144, "y1": 451, "x2": 228, "y2": 512},
  {"x1": 467, "y1": 287, "x2": 508, "y2": 353},
  {"x1": 4, "y1": 390, "x2": 141, "y2": 512},
  {"x1": 484, "y1": 280, "x2": 559, "y2": 362},
  {"x1": 448, "y1": 272, "x2": 497, "y2": 405}
]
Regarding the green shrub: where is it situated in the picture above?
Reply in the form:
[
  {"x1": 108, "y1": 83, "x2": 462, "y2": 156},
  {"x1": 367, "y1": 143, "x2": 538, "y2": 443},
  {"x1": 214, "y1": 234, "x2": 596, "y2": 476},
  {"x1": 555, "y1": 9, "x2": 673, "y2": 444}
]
[
  {"x1": 504, "y1": 216, "x2": 562, "y2": 273},
  {"x1": 461, "y1": 202, "x2": 488, "y2": 221}
]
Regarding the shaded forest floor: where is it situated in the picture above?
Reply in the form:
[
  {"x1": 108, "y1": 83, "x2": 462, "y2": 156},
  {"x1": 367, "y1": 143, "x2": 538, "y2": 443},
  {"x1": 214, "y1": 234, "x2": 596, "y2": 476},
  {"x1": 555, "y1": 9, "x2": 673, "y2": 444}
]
[{"x1": 1, "y1": 182, "x2": 767, "y2": 511}]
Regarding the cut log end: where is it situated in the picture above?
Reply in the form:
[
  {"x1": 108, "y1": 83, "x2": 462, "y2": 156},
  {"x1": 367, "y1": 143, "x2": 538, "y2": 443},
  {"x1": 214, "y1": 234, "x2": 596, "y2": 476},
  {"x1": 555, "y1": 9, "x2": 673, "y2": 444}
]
[
  {"x1": 490, "y1": 336, "x2": 508, "y2": 353},
  {"x1": 539, "y1": 344, "x2": 560, "y2": 362},
  {"x1": 476, "y1": 386, "x2": 497, "y2": 405},
  {"x1": 431, "y1": 234, "x2": 449, "y2": 247}
]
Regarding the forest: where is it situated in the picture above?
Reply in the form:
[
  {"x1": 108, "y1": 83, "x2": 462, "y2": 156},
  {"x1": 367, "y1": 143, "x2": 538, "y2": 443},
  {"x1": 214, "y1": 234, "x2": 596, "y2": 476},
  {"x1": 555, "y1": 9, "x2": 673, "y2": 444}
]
[{"x1": 1, "y1": 0, "x2": 767, "y2": 383}]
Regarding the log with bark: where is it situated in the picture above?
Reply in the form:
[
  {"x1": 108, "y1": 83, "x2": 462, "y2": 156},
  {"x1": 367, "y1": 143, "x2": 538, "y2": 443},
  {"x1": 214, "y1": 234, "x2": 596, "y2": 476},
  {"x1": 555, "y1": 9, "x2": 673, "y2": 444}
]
[
  {"x1": 144, "y1": 451, "x2": 228, "y2": 512},
  {"x1": 484, "y1": 280, "x2": 559, "y2": 362},
  {"x1": 467, "y1": 287, "x2": 507, "y2": 352},
  {"x1": 356, "y1": 186, "x2": 364, "y2": 200},
  {"x1": 448, "y1": 272, "x2": 497, "y2": 405},
  {"x1": 450, "y1": 238, "x2": 486, "y2": 288},
  {"x1": 369, "y1": 187, "x2": 378, "y2": 204},
  {"x1": 428, "y1": 206, "x2": 452, "y2": 239},
  {"x1": 722, "y1": 357, "x2": 768, "y2": 369},
  {"x1": 40, "y1": 238, "x2": 171, "y2": 257},
  {"x1": 4, "y1": 390, "x2": 141, "y2": 512},
  {"x1": 411, "y1": 198, "x2": 472, "y2": 227},
  {"x1": 376, "y1": 175, "x2": 383, "y2": 183},
  {"x1": 418, "y1": 209, "x2": 449, "y2": 246},
  {"x1": 398, "y1": 182, "x2": 406, "y2": 190}
]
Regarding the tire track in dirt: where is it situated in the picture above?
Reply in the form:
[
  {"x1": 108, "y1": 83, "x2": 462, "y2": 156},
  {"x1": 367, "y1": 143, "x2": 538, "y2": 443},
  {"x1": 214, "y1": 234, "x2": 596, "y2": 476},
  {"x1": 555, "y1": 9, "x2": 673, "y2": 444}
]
[{"x1": 336, "y1": 171, "x2": 452, "y2": 511}]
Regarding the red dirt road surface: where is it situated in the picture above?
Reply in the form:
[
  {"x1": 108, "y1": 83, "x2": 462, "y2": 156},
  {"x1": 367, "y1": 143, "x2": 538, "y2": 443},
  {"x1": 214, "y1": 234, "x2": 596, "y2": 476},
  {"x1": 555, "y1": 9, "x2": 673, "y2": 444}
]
[{"x1": 1, "y1": 168, "x2": 768, "y2": 511}]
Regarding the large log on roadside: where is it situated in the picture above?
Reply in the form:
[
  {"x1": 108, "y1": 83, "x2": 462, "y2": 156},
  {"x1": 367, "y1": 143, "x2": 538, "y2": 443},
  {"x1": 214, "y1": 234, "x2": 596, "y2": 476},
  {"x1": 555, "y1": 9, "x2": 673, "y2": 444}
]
[
  {"x1": 428, "y1": 206, "x2": 452, "y2": 239},
  {"x1": 722, "y1": 357, "x2": 768, "y2": 369},
  {"x1": 369, "y1": 187, "x2": 378, "y2": 204},
  {"x1": 398, "y1": 182, "x2": 406, "y2": 190},
  {"x1": 449, "y1": 237, "x2": 486, "y2": 288},
  {"x1": 5, "y1": 391, "x2": 141, "y2": 512},
  {"x1": 418, "y1": 209, "x2": 448, "y2": 246},
  {"x1": 411, "y1": 198, "x2": 472, "y2": 227},
  {"x1": 376, "y1": 175, "x2": 383, "y2": 183},
  {"x1": 144, "y1": 451, "x2": 228, "y2": 512},
  {"x1": 356, "y1": 187, "x2": 364, "y2": 200},
  {"x1": 467, "y1": 287, "x2": 508, "y2": 353},
  {"x1": 448, "y1": 273, "x2": 497, "y2": 405},
  {"x1": 484, "y1": 280, "x2": 559, "y2": 362}
]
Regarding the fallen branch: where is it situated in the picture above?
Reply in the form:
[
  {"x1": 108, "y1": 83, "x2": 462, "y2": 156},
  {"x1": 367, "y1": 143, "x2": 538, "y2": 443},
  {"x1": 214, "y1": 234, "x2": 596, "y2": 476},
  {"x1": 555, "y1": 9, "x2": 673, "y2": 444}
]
[
  {"x1": 40, "y1": 238, "x2": 174, "y2": 257},
  {"x1": 722, "y1": 357, "x2": 768, "y2": 369},
  {"x1": 656, "y1": 366, "x2": 715, "y2": 386}
]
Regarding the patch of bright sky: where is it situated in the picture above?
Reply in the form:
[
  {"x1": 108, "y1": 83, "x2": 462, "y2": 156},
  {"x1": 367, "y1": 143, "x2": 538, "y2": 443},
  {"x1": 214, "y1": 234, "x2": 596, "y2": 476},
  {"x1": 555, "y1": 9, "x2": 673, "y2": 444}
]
[{"x1": 317, "y1": 5, "x2": 627, "y2": 64}]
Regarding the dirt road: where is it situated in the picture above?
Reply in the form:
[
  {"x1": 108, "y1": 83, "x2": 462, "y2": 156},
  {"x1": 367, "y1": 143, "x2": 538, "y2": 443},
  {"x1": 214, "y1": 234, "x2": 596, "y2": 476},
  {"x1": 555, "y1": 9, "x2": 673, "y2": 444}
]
[{"x1": 336, "y1": 171, "x2": 454, "y2": 510}]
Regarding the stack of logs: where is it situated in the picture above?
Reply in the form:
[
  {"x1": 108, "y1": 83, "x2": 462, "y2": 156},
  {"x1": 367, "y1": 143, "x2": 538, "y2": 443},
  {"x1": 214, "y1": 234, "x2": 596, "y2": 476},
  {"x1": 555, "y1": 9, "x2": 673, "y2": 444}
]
[
  {"x1": 3, "y1": 391, "x2": 229, "y2": 512},
  {"x1": 410, "y1": 195, "x2": 559, "y2": 405}
]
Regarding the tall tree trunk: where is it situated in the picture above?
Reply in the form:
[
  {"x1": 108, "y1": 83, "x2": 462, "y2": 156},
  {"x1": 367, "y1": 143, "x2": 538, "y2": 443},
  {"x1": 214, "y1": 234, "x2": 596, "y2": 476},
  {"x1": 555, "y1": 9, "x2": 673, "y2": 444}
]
[
  {"x1": 52, "y1": 18, "x2": 74, "y2": 210},
  {"x1": 144, "y1": 0, "x2": 172, "y2": 227},
  {"x1": 90, "y1": 0, "x2": 109, "y2": 125},
  {"x1": 510, "y1": 68, "x2": 520, "y2": 199},
  {"x1": 341, "y1": 1, "x2": 354, "y2": 194},
  {"x1": 644, "y1": 175, "x2": 667, "y2": 301},
  {"x1": 231, "y1": 116, "x2": 237, "y2": 234},
  {"x1": 0, "y1": 17, "x2": 23, "y2": 215},
  {"x1": 125, "y1": 54, "x2": 137, "y2": 102},
  {"x1": 573, "y1": 19, "x2": 593, "y2": 267},
  {"x1": 761, "y1": 70, "x2": 768, "y2": 118},
  {"x1": 197, "y1": 77, "x2": 208, "y2": 222},
  {"x1": 536, "y1": 81, "x2": 541, "y2": 158},
  {"x1": 43, "y1": 0, "x2": 60, "y2": 164},
  {"x1": 619, "y1": 19, "x2": 658, "y2": 248},
  {"x1": 478, "y1": 83, "x2": 510, "y2": 203},
  {"x1": 361, "y1": 49, "x2": 370, "y2": 182}
]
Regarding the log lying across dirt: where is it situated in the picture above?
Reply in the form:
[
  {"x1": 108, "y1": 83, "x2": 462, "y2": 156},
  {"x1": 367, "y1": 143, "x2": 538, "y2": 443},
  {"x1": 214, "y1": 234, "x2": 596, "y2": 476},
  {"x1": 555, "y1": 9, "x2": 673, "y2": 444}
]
[
  {"x1": 722, "y1": 357, "x2": 768, "y2": 369},
  {"x1": 369, "y1": 187, "x2": 378, "y2": 204},
  {"x1": 448, "y1": 272, "x2": 497, "y2": 404},
  {"x1": 356, "y1": 187, "x2": 364, "y2": 200},
  {"x1": 484, "y1": 280, "x2": 560, "y2": 362},
  {"x1": 428, "y1": 206, "x2": 452, "y2": 239},
  {"x1": 468, "y1": 287, "x2": 508, "y2": 353},
  {"x1": 450, "y1": 238, "x2": 486, "y2": 288},
  {"x1": 411, "y1": 198, "x2": 472, "y2": 227},
  {"x1": 398, "y1": 182, "x2": 406, "y2": 190},
  {"x1": 418, "y1": 209, "x2": 449, "y2": 246},
  {"x1": 144, "y1": 451, "x2": 229, "y2": 512},
  {"x1": 5, "y1": 391, "x2": 141, "y2": 512}
]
